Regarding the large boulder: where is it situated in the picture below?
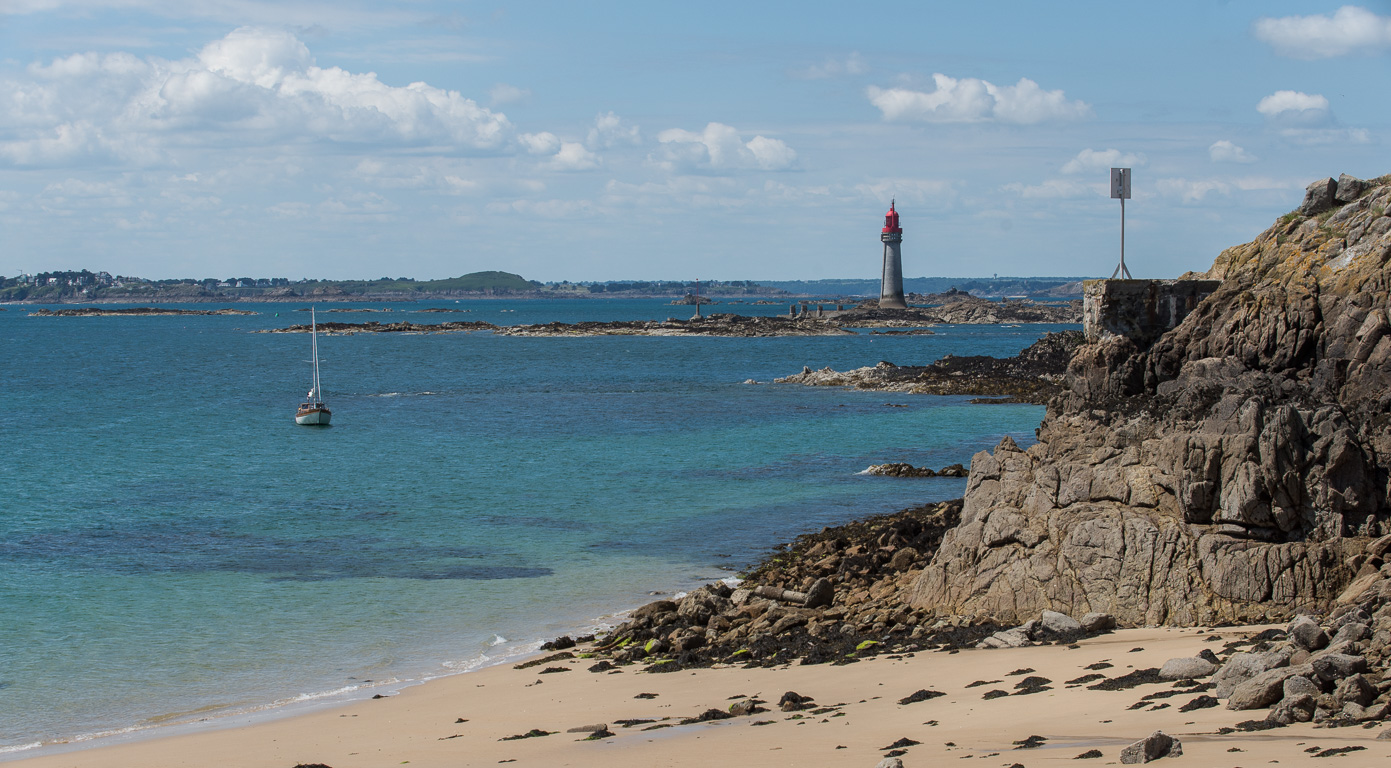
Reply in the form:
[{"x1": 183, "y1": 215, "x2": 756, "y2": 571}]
[
  {"x1": 1213, "y1": 650, "x2": 1291, "y2": 699},
  {"x1": 911, "y1": 175, "x2": 1391, "y2": 626},
  {"x1": 1311, "y1": 652, "x2": 1368, "y2": 683},
  {"x1": 1159, "y1": 656, "x2": 1217, "y2": 680},
  {"x1": 1227, "y1": 665, "x2": 1308, "y2": 710},
  {"x1": 1300, "y1": 177, "x2": 1338, "y2": 215},
  {"x1": 1335, "y1": 173, "x2": 1367, "y2": 204},
  {"x1": 1288, "y1": 615, "x2": 1329, "y2": 651},
  {"x1": 1039, "y1": 610, "x2": 1083, "y2": 641}
]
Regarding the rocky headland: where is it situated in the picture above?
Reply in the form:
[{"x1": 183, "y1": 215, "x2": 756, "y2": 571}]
[
  {"x1": 913, "y1": 173, "x2": 1391, "y2": 627},
  {"x1": 774, "y1": 330, "x2": 1084, "y2": 404},
  {"x1": 30, "y1": 307, "x2": 257, "y2": 316}
]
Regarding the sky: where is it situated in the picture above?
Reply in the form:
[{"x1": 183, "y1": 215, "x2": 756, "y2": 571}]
[{"x1": 0, "y1": 1, "x2": 1388, "y2": 282}]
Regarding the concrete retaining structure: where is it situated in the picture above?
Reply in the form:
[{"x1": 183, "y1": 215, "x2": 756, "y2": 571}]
[{"x1": 1083, "y1": 278, "x2": 1220, "y2": 345}]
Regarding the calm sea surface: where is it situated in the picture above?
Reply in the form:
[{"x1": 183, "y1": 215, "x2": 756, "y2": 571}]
[{"x1": 0, "y1": 298, "x2": 1073, "y2": 753}]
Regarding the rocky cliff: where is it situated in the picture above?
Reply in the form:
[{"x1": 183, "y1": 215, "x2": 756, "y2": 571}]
[{"x1": 912, "y1": 174, "x2": 1391, "y2": 626}]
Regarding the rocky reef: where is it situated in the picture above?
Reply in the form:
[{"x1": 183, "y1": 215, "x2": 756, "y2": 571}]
[
  {"x1": 830, "y1": 296, "x2": 1080, "y2": 327},
  {"x1": 912, "y1": 174, "x2": 1391, "y2": 626},
  {"x1": 494, "y1": 314, "x2": 853, "y2": 337},
  {"x1": 259, "y1": 320, "x2": 496, "y2": 334},
  {"x1": 774, "y1": 331, "x2": 1084, "y2": 404}
]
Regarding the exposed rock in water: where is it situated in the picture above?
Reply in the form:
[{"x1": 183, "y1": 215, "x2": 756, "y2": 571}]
[
  {"x1": 832, "y1": 296, "x2": 1081, "y2": 325},
  {"x1": 260, "y1": 320, "x2": 499, "y2": 334},
  {"x1": 863, "y1": 463, "x2": 968, "y2": 478},
  {"x1": 775, "y1": 331, "x2": 1084, "y2": 404},
  {"x1": 912, "y1": 174, "x2": 1391, "y2": 626},
  {"x1": 496, "y1": 313, "x2": 854, "y2": 337}
]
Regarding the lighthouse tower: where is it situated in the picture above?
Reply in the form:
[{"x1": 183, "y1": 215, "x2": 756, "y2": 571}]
[{"x1": 879, "y1": 200, "x2": 906, "y2": 309}]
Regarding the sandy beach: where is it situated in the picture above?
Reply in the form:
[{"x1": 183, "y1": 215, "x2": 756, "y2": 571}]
[{"x1": 10, "y1": 625, "x2": 1389, "y2": 768}]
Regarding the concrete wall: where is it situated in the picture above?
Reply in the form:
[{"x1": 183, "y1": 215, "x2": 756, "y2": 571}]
[{"x1": 1083, "y1": 278, "x2": 1220, "y2": 344}]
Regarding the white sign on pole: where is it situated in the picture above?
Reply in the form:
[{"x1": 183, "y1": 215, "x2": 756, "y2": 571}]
[{"x1": 1110, "y1": 167, "x2": 1131, "y2": 199}]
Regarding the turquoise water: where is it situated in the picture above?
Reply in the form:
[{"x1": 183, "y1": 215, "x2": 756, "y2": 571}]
[{"x1": 0, "y1": 300, "x2": 1070, "y2": 753}]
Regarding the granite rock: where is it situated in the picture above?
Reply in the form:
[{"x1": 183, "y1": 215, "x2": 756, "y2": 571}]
[
  {"x1": 1119, "y1": 731, "x2": 1182, "y2": 764},
  {"x1": 1159, "y1": 656, "x2": 1217, "y2": 680},
  {"x1": 912, "y1": 174, "x2": 1391, "y2": 626}
]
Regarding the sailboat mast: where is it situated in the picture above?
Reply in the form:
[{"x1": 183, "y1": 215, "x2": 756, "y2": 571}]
[{"x1": 311, "y1": 306, "x2": 321, "y2": 401}]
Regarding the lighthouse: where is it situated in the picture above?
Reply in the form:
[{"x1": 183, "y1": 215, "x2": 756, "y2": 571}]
[{"x1": 879, "y1": 200, "x2": 906, "y2": 309}]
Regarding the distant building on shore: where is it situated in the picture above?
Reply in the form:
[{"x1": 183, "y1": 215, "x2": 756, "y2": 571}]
[{"x1": 879, "y1": 201, "x2": 906, "y2": 309}]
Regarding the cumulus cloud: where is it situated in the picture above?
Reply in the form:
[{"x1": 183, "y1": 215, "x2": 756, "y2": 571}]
[
  {"x1": 587, "y1": 111, "x2": 640, "y2": 149},
  {"x1": 653, "y1": 122, "x2": 797, "y2": 172},
  {"x1": 1256, "y1": 90, "x2": 1330, "y2": 118},
  {"x1": 547, "y1": 142, "x2": 598, "y2": 171},
  {"x1": 1254, "y1": 6, "x2": 1391, "y2": 59},
  {"x1": 790, "y1": 52, "x2": 868, "y2": 80},
  {"x1": 866, "y1": 74, "x2": 1090, "y2": 124},
  {"x1": 519, "y1": 131, "x2": 561, "y2": 155},
  {"x1": 1209, "y1": 140, "x2": 1256, "y2": 164},
  {"x1": 1060, "y1": 148, "x2": 1146, "y2": 175},
  {"x1": 0, "y1": 27, "x2": 513, "y2": 167},
  {"x1": 519, "y1": 132, "x2": 599, "y2": 170}
]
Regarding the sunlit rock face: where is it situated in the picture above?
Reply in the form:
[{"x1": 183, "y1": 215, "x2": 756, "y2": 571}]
[{"x1": 913, "y1": 174, "x2": 1391, "y2": 626}]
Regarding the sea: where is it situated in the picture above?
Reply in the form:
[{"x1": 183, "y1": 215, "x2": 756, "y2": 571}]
[{"x1": 0, "y1": 298, "x2": 1075, "y2": 756}]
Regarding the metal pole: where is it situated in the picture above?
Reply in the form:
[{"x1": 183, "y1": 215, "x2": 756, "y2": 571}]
[{"x1": 1112, "y1": 196, "x2": 1132, "y2": 279}]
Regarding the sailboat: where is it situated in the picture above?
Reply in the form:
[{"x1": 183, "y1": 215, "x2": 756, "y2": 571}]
[{"x1": 295, "y1": 307, "x2": 332, "y2": 426}]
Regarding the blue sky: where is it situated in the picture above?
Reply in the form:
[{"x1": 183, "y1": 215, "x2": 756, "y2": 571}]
[{"x1": 0, "y1": 1, "x2": 1387, "y2": 281}]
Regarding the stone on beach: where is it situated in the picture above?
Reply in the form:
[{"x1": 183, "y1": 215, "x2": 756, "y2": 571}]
[
  {"x1": 1118, "y1": 730, "x2": 1182, "y2": 764},
  {"x1": 1287, "y1": 615, "x2": 1328, "y2": 651},
  {"x1": 1157, "y1": 656, "x2": 1216, "y2": 680},
  {"x1": 1226, "y1": 665, "x2": 1308, "y2": 710}
]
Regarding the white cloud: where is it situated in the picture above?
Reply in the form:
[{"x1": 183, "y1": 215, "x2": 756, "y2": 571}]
[
  {"x1": 0, "y1": 27, "x2": 514, "y2": 167},
  {"x1": 1208, "y1": 140, "x2": 1256, "y2": 164},
  {"x1": 790, "y1": 53, "x2": 868, "y2": 80},
  {"x1": 587, "y1": 111, "x2": 640, "y2": 149},
  {"x1": 1254, "y1": 6, "x2": 1391, "y2": 59},
  {"x1": 547, "y1": 142, "x2": 598, "y2": 171},
  {"x1": 489, "y1": 83, "x2": 530, "y2": 105},
  {"x1": 653, "y1": 122, "x2": 797, "y2": 172},
  {"x1": 1060, "y1": 148, "x2": 1146, "y2": 175},
  {"x1": 519, "y1": 131, "x2": 560, "y2": 155},
  {"x1": 1256, "y1": 90, "x2": 1329, "y2": 118},
  {"x1": 866, "y1": 74, "x2": 1090, "y2": 124}
]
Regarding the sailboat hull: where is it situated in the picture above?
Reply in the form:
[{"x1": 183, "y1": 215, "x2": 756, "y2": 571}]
[{"x1": 295, "y1": 407, "x2": 331, "y2": 426}]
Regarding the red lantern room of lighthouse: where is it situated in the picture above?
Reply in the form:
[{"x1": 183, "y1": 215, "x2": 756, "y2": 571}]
[
  {"x1": 882, "y1": 201, "x2": 901, "y2": 236},
  {"x1": 879, "y1": 199, "x2": 906, "y2": 309}
]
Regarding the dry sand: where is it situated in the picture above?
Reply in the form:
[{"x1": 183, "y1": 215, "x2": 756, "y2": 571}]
[{"x1": 9, "y1": 626, "x2": 1389, "y2": 767}]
